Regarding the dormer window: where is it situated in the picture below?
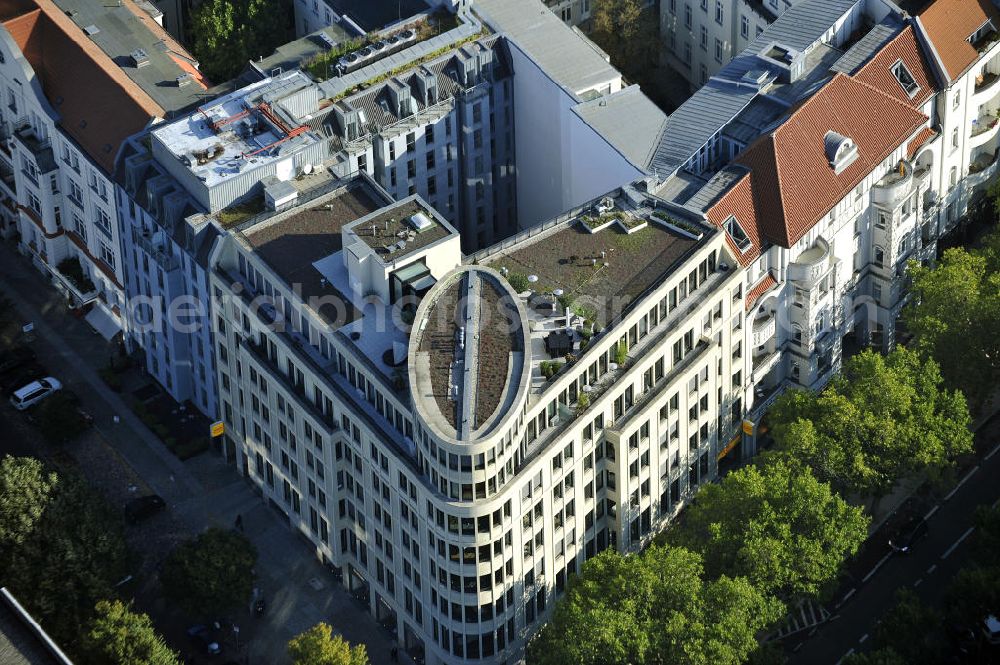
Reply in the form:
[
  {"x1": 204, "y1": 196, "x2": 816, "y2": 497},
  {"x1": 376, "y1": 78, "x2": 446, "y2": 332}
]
[
  {"x1": 723, "y1": 215, "x2": 752, "y2": 253},
  {"x1": 891, "y1": 60, "x2": 919, "y2": 98},
  {"x1": 825, "y1": 131, "x2": 858, "y2": 175}
]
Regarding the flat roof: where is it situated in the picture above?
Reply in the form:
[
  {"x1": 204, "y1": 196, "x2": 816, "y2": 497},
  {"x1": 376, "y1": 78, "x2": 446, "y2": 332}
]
[
  {"x1": 255, "y1": 25, "x2": 354, "y2": 77},
  {"x1": 486, "y1": 212, "x2": 700, "y2": 326},
  {"x1": 51, "y1": 0, "x2": 217, "y2": 114},
  {"x1": 151, "y1": 72, "x2": 321, "y2": 189},
  {"x1": 242, "y1": 180, "x2": 385, "y2": 326},
  {"x1": 474, "y1": 0, "x2": 620, "y2": 95},
  {"x1": 349, "y1": 200, "x2": 451, "y2": 262},
  {"x1": 572, "y1": 85, "x2": 668, "y2": 170}
]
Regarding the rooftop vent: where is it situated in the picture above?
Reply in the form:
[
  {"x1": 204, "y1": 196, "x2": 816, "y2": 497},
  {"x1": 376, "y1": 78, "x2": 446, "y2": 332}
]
[
  {"x1": 318, "y1": 31, "x2": 337, "y2": 49},
  {"x1": 741, "y1": 69, "x2": 770, "y2": 87},
  {"x1": 175, "y1": 73, "x2": 193, "y2": 87},
  {"x1": 408, "y1": 212, "x2": 433, "y2": 232},
  {"x1": 596, "y1": 196, "x2": 615, "y2": 214},
  {"x1": 825, "y1": 131, "x2": 858, "y2": 175},
  {"x1": 130, "y1": 48, "x2": 150, "y2": 68},
  {"x1": 83, "y1": 24, "x2": 99, "y2": 36}
]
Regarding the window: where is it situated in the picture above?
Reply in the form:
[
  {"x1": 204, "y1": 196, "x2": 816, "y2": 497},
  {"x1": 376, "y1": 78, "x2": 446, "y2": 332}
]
[
  {"x1": 684, "y1": 3, "x2": 692, "y2": 28},
  {"x1": 953, "y1": 91, "x2": 960, "y2": 109},
  {"x1": 891, "y1": 60, "x2": 920, "y2": 98},
  {"x1": 715, "y1": 38, "x2": 724, "y2": 63},
  {"x1": 723, "y1": 216, "x2": 752, "y2": 252},
  {"x1": 100, "y1": 242, "x2": 116, "y2": 269},
  {"x1": 873, "y1": 245, "x2": 885, "y2": 268},
  {"x1": 700, "y1": 26, "x2": 708, "y2": 49},
  {"x1": 715, "y1": 0, "x2": 723, "y2": 24},
  {"x1": 741, "y1": 15, "x2": 749, "y2": 38},
  {"x1": 95, "y1": 207, "x2": 112, "y2": 236},
  {"x1": 951, "y1": 127, "x2": 959, "y2": 151}
]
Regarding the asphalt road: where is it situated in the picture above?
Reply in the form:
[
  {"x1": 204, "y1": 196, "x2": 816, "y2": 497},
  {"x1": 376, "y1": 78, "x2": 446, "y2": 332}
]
[{"x1": 790, "y1": 442, "x2": 1000, "y2": 664}]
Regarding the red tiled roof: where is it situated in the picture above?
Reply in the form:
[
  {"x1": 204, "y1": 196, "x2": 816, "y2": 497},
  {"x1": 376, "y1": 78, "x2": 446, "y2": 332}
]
[
  {"x1": 706, "y1": 169, "x2": 765, "y2": 267},
  {"x1": 735, "y1": 73, "x2": 927, "y2": 247},
  {"x1": 916, "y1": 0, "x2": 1000, "y2": 82},
  {"x1": 853, "y1": 26, "x2": 938, "y2": 107},
  {"x1": 745, "y1": 272, "x2": 777, "y2": 312},
  {"x1": 0, "y1": 0, "x2": 164, "y2": 173},
  {"x1": 907, "y1": 126, "x2": 938, "y2": 158}
]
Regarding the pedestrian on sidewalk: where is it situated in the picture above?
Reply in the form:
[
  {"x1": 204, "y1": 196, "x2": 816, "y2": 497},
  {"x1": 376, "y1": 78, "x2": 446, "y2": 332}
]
[
  {"x1": 235, "y1": 513, "x2": 244, "y2": 532},
  {"x1": 390, "y1": 646, "x2": 398, "y2": 662}
]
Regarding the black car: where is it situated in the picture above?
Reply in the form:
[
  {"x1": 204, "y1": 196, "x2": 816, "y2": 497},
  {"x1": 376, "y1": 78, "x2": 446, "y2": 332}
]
[
  {"x1": 124, "y1": 494, "x2": 166, "y2": 524},
  {"x1": 0, "y1": 347, "x2": 36, "y2": 376},
  {"x1": 888, "y1": 516, "x2": 929, "y2": 553}
]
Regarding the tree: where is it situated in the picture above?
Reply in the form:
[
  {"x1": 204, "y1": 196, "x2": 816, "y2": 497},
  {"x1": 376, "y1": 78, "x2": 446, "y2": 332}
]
[
  {"x1": 527, "y1": 546, "x2": 783, "y2": 665},
  {"x1": 85, "y1": 600, "x2": 180, "y2": 665},
  {"x1": 944, "y1": 564, "x2": 1000, "y2": 627},
  {"x1": 3, "y1": 469, "x2": 129, "y2": 644},
  {"x1": 0, "y1": 456, "x2": 57, "y2": 552},
  {"x1": 160, "y1": 528, "x2": 257, "y2": 617},
  {"x1": 871, "y1": 589, "x2": 949, "y2": 665},
  {"x1": 36, "y1": 393, "x2": 90, "y2": 443},
  {"x1": 589, "y1": 0, "x2": 658, "y2": 82},
  {"x1": 972, "y1": 504, "x2": 1000, "y2": 566},
  {"x1": 769, "y1": 347, "x2": 972, "y2": 500},
  {"x1": 189, "y1": 0, "x2": 289, "y2": 83},
  {"x1": 288, "y1": 623, "x2": 368, "y2": 665},
  {"x1": 904, "y1": 241, "x2": 1000, "y2": 411},
  {"x1": 667, "y1": 458, "x2": 868, "y2": 600}
]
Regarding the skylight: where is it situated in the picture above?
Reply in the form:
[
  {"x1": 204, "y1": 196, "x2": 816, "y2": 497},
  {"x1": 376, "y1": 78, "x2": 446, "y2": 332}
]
[
  {"x1": 724, "y1": 216, "x2": 752, "y2": 253},
  {"x1": 891, "y1": 60, "x2": 919, "y2": 99}
]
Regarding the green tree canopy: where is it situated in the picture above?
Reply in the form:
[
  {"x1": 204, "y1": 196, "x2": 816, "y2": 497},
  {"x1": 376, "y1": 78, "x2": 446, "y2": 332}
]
[
  {"x1": 0, "y1": 456, "x2": 57, "y2": 552},
  {"x1": 769, "y1": 347, "x2": 972, "y2": 499},
  {"x1": 85, "y1": 599, "x2": 180, "y2": 665},
  {"x1": 36, "y1": 393, "x2": 90, "y2": 443},
  {"x1": 160, "y1": 527, "x2": 257, "y2": 617},
  {"x1": 904, "y1": 237, "x2": 1000, "y2": 410},
  {"x1": 871, "y1": 589, "x2": 949, "y2": 665},
  {"x1": 944, "y1": 564, "x2": 1000, "y2": 627},
  {"x1": 527, "y1": 546, "x2": 783, "y2": 665},
  {"x1": 589, "y1": 0, "x2": 658, "y2": 81},
  {"x1": 667, "y1": 458, "x2": 868, "y2": 600},
  {"x1": 843, "y1": 648, "x2": 908, "y2": 665},
  {"x1": 3, "y1": 468, "x2": 129, "y2": 644},
  {"x1": 288, "y1": 623, "x2": 369, "y2": 665},
  {"x1": 189, "y1": 0, "x2": 289, "y2": 82}
]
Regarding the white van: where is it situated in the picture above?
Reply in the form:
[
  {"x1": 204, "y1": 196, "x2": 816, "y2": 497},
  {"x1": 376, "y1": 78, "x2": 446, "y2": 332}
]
[{"x1": 10, "y1": 377, "x2": 61, "y2": 411}]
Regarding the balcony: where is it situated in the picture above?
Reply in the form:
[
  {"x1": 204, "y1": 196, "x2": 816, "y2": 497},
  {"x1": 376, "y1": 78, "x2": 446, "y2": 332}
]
[
  {"x1": 974, "y1": 71, "x2": 1000, "y2": 106},
  {"x1": 751, "y1": 349, "x2": 781, "y2": 385},
  {"x1": 967, "y1": 150, "x2": 1000, "y2": 189},
  {"x1": 136, "y1": 232, "x2": 179, "y2": 272},
  {"x1": 787, "y1": 237, "x2": 831, "y2": 287},
  {"x1": 970, "y1": 113, "x2": 1000, "y2": 148},
  {"x1": 752, "y1": 314, "x2": 776, "y2": 347},
  {"x1": 871, "y1": 160, "x2": 914, "y2": 207},
  {"x1": 13, "y1": 126, "x2": 56, "y2": 174}
]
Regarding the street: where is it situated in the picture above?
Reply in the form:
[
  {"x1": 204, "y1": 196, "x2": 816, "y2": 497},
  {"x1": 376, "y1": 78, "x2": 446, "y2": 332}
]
[
  {"x1": 0, "y1": 242, "x2": 406, "y2": 664},
  {"x1": 790, "y1": 440, "x2": 1000, "y2": 664}
]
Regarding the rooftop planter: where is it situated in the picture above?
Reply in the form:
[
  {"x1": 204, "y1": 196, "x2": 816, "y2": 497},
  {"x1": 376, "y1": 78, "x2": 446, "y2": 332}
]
[
  {"x1": 615, "y1": 215, "x2": 648, "y2": 234},
  {"x1": 651, "y1": 210, "x2": 704, "y2": 240},
  {"x1": 578, "y1": 211, "x2": 623, "y2": 234}
]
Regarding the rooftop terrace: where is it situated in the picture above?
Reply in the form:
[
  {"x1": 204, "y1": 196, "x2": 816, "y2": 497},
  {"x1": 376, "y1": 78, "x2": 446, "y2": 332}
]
[
  {"x1": 241, "y1": 179, "x2": 384, "y2": 326},
  {"x1": 349, "y1": 200, "x2": 452, "y2": 262},
  {"x1": 485, "y1": 210, "x2": 702, "y2": 326}
]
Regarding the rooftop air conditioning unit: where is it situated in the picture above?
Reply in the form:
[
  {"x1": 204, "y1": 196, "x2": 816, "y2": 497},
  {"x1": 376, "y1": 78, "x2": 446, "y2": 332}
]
[
  {"x1": 175, "y1": 73, "x2": 194, "y2": 87},
  {"x1": 596, "y1": 196, "x2": 614, "y2": 214},
  {"x1": 130, "y1": 48, "x2": 150, "y2": 68}
]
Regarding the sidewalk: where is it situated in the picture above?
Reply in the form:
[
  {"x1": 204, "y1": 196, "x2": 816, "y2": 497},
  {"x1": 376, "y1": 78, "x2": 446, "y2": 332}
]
[{"x1": 0, "y1": 241, "x2": 404, "y2": 664}]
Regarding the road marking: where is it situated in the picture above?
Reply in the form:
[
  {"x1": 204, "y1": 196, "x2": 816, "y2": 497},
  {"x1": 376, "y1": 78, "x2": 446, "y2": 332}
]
[
  {"x1": 859, "y1": 633, "x2": 869, "y2": 644},
  {"x1": 836, "y1": 588, "x2": 857, "y2": 608},
  {"x1": 944, "y1": 466, "x2": 979, "y2": 501},
  {"x1": 914, "y1": 577, "x2": 923, "y2": 587},
  {"x1": 837, "y1": 648, "x2": 856, "y2": 664},
  {"x1": 792, "y1": 643, "x2": 803, "y2": 653},
  {"x1": 924, "y1": 505, "x2": 940, "y2": 520},
  {"x1": 927, "y1": 564, "x2": 937, "y2": 574},
  {"x1": 941, "y1": 526, "x2": 975, "y2": 560},
  {"x1": 862, "y1": 553, "x2": 892, "y2": 583},
  {"x1": 985, "y1": 441, "x2": 1000, "y2": 461}
]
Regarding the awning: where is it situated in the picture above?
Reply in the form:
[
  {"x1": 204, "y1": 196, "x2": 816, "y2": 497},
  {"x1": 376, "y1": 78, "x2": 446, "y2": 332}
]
[{"x1": 85, "y1": 304, "x2": 122, "y2": 341}]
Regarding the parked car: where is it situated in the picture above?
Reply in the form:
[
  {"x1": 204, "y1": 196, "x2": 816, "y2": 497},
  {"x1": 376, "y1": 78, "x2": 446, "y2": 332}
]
[
  {"x1": 186, "y1": 624, "x2": 222, "y2": 655},
  {"x1": 888, "y1": 516, "x2": 929, "y2": 553},
  {"x1": 0, "y1": 347, "x2": 36, "y2": 375},
  {"x1": 984, "y1": 615, "x2": 1000, "y2": 645},
  {"x1": 9, "y1": 377, "x2": 61, "y2": 411},
  {"x1": 124, "y1": 494, "x2": 166, "y2": 524}
]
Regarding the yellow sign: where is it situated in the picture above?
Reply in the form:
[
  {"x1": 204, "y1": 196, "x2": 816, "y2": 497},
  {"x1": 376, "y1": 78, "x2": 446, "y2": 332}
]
[
  {"x1": 717, "y1": 434, "x2": 740, "y2": 461},
  {"x1": 742, "y1": 419, "x2": 755, "y2": 435},
  {"x1": 210, "y1": 421, "x2": 225, "y2": 437}
]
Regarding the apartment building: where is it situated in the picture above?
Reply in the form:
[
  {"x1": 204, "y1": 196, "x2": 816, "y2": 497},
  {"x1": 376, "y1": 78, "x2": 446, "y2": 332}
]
[
  {"x1": 0, "y1": 0, "x2": 208, "y2": 342},
  {"x1": 208, "y1": 173, "x2": 744, "y2": 663},
  {"x1": 661, "y1": 0, "x2": 804, "y2": 90}
]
